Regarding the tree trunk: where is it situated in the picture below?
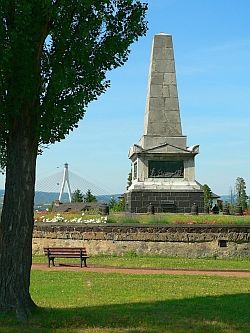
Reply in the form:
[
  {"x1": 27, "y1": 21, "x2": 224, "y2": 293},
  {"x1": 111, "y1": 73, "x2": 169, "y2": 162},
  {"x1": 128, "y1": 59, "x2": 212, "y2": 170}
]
[{"x1": 0, "y1": 117, "x2": 38, "y2": 321}]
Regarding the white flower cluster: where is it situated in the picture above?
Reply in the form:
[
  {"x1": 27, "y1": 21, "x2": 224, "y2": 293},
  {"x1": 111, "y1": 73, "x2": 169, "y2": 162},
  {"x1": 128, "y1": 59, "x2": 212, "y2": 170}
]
[{"x1": 37, "y1": 213, "x2": 108, "y2": 224}]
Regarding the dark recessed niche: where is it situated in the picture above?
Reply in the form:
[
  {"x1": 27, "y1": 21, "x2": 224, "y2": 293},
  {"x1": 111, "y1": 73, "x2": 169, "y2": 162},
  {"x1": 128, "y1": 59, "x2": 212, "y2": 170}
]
[{"x1": 218, "y1": 240, "x2": 227, "y2": 248}]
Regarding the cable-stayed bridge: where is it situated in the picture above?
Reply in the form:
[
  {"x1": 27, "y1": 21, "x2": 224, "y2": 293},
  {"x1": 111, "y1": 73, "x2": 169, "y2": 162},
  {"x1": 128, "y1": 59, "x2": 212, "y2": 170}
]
[{"x1": 34, "y1": 163, "x2": 121, "y2": 211}]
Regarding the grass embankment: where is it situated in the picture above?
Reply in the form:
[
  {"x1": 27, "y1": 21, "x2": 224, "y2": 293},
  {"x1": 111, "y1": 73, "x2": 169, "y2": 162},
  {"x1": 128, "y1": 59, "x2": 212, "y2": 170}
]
[
  {"x1": 34, "y1": 210, "x2": 250, "y2": 224},
  {"x1": 1, "y1": 267, "x2": 250, "y2": 333}
]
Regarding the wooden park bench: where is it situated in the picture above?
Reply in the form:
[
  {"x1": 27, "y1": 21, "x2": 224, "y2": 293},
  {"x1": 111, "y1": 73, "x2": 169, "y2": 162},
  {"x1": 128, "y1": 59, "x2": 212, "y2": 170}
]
[{"x1": 44, "y1": 247, "x2": 89, "y2": 268}]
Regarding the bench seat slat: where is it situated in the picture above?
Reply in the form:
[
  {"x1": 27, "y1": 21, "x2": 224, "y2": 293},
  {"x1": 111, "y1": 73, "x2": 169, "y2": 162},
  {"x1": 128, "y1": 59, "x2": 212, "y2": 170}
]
[
  {"x1": 48, "y1": 254, "x2": 89, "y2": 258},
  {"x1": 45, "y1": 251, "x2": 88, "y2": 255}
]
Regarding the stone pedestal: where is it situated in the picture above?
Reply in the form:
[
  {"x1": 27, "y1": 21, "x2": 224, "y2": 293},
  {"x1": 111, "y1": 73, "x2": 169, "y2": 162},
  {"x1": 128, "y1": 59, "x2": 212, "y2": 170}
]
[
  {"x1": 125, "y1": 33, "x2": 204, "y2": 213},
  {"x1": 126, "y1": 189, "x2": 204, "y2": 214}
]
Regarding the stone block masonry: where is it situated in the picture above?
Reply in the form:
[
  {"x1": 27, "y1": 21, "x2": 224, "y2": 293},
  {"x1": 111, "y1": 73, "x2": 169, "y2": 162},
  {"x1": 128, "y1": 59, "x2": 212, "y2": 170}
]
[
  {"x1": 33, "y1": 223, "x2": 250, "y2": 259},
  {"x1": 125, "y1": 189, "x2": 204, "y2": 213}
]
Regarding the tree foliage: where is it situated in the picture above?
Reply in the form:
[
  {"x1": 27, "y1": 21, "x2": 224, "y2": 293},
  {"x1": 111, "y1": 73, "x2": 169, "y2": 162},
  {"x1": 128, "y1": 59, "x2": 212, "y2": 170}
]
[
  {"x1": 85, "y1": 189, "x2": 97, "y2": 202},
  {"x1": 202, "y1": 184, "x2": 213, "y2": 209},
  {"x1": 72, "y1": 189, "x2": 84, "y2": 202},
  {"x1": 48, "y1": 200, "x2": 55, "y2": 212},
  {"x1": 0, "y1": 0, "x2": 147, "y2": 320},
  {"x1": 109, "y1": 196, "x2": 117, "y2": 209},
  {"x1": 108, "y1": 195, "x2": 125, "y2": 211},
  {"x1": 0, "y1": 0, "x2": 148, "y2": 159},
  {"x1": 127, "y1": 168, "x2": 132, "y2": 189},
  {"x1": 235, "y1": 177, "x2": 248, "y2": 210},
  {"x1": 229, "y1": 186, "x2": 236, "y2": 205}
]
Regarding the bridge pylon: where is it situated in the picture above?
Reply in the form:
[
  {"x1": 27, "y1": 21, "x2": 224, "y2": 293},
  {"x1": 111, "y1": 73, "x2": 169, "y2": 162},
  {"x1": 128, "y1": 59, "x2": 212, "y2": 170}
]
[{"x1": 58, "y1": 163, "x2": 72, "y2": 202}]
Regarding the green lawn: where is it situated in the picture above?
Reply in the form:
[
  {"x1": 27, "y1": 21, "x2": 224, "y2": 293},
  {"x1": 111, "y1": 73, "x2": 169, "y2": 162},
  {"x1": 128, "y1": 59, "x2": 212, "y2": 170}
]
[
  {"x1": 34, "y1": 253, "x2": 250, "y2": 271},
  {"x1": 108, "y1": 212, "x2": 250, "y2": 224},
  {"x1": 1, "y1": 256, "x2": 250, "y2": 333},
  {"x1": 0, "y1": 270, "x2": 250, "y2": 333}
]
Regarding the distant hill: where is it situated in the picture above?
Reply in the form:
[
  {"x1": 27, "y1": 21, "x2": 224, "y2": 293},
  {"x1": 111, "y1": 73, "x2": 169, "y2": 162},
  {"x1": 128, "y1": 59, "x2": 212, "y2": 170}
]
[
  {"x1": 33, "y1": 191, "x2": 122, "y2": 211},
  {"x1": 0, "y1": 190, "x2": 123, "y2": 211},
  {"x1": 219, "y1": 195, "x2": 235, "y2": 203},
  {"x1": 0, "y1": 190, "x2": 238, "y2": 211}
]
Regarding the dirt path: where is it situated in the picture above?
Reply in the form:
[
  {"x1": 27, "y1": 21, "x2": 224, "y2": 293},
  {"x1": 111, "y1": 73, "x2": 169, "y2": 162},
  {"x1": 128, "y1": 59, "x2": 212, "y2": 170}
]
[{"x1": 32, "y1": 263, "x2": 250, "y2": 277}]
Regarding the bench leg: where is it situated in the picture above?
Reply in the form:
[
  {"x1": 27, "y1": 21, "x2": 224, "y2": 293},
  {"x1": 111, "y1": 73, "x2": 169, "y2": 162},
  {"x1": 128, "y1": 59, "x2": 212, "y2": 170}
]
[
  {"x1": 80, "y1": 258, "x2": 87, "y2": 268},
  {"x1": 48, "y1": 258, "x2": 55, "y2": 267}
]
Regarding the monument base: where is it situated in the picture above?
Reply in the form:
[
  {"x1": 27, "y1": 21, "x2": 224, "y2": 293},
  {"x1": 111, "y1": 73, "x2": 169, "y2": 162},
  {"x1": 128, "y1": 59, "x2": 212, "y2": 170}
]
[{"x1": 124, "y1": 189, "x2": 204, "y2": 214}]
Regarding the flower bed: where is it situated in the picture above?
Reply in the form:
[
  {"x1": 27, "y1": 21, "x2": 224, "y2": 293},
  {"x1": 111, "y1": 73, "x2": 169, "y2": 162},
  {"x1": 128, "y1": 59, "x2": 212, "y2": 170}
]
[{"x1": 34, "y1": 212, "x2": 107, "y2": 224}]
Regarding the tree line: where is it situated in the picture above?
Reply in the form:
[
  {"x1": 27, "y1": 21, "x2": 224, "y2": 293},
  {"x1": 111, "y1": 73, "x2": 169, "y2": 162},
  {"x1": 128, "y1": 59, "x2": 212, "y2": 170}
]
[
  {"x1": 203, "y1": 176, "x2": 249, "y2": 213},
  {"x1": 71, "y1": 188, "x2": 125, "y2": 212}
]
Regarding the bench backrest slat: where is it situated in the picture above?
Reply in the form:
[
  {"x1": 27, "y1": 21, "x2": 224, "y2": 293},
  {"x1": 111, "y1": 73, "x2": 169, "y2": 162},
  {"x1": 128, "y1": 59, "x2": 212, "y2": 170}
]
[{"x1": 44, "y1": 248, "x2": 87, "y2": 256}]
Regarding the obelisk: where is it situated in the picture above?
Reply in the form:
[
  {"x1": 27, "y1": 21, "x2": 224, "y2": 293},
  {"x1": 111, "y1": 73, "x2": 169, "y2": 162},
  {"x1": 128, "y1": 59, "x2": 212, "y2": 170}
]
[
  {"x1": 126, "y1": 33, "x2": 203, "y2": 214},
  {"x1": 144, "y1": 33, "x2": 181, "y2": 135},
  {"x1": 139, "y1": 33, "x2": 187, "y2": 151}
]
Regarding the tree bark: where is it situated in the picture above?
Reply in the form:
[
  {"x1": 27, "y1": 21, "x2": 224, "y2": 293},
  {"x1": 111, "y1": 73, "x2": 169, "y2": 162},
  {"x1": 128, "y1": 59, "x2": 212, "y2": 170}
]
[{"x1": 0, "y1": 115, "x2": 38, "y2": 321}]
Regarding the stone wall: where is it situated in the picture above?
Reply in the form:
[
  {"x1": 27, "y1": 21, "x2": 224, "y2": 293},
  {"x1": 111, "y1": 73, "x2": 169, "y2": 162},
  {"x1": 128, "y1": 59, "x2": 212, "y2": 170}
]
[{"x1": 33, "y1": 223, "x2": 250, "y2": 259}]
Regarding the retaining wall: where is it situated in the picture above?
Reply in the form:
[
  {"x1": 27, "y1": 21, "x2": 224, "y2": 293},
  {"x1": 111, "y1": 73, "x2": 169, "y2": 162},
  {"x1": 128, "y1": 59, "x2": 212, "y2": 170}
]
[{"x1": 33, "y1": 223, "x2": 250, "y2": 259}]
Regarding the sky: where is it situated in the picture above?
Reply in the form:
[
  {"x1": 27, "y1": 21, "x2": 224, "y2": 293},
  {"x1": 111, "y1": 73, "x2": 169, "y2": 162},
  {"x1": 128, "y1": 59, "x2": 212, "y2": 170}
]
[{"x1": 1, "y1": 0, "x2": 249, "y2": 197}]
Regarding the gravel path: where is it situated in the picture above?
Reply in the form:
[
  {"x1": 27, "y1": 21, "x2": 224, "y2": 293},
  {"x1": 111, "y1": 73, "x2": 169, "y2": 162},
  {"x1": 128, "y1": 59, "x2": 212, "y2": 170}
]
[{"x1": 32, "y1": 263, "x2": 250, "y2": 277}]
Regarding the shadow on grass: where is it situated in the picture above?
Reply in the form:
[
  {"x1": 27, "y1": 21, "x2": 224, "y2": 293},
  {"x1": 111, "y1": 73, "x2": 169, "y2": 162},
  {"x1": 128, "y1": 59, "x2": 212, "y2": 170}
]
[{"x1": 1, "y1": 293, "x2": 250, "y2": 333}]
